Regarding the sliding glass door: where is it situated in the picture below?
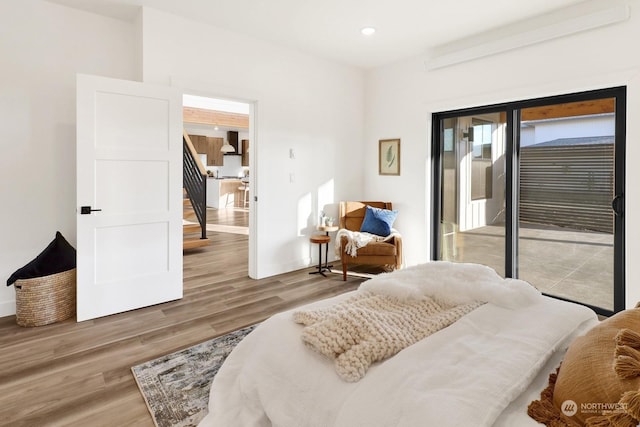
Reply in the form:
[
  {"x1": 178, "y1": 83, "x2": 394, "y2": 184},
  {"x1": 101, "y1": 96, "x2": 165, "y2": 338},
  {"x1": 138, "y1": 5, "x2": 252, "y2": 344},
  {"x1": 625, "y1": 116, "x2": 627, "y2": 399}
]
[{"x1": 431, "y1": 87, "x2": 625, "y2": 316}]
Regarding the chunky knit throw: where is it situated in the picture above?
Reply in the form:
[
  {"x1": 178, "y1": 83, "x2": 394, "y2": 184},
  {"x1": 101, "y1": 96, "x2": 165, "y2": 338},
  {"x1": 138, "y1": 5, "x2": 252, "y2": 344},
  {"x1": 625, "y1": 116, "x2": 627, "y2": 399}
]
[{"x1": 293, "y1": 291, "x2": 481, "y2": 382}]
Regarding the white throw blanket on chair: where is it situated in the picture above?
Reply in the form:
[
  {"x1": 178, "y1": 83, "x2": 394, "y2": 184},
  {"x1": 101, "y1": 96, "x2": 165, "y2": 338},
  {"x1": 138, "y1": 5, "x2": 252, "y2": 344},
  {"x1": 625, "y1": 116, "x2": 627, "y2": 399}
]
[{"x1": 335, "y1": 228, "x2": 400, "y2": 257}]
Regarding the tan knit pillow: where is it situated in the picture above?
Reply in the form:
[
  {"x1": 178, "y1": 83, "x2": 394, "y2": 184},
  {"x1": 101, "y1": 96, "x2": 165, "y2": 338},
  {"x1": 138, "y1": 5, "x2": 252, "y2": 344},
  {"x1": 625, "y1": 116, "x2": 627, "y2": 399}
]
[{"x1": 528, "y1": 304, "x2": 640, "y2": 426}]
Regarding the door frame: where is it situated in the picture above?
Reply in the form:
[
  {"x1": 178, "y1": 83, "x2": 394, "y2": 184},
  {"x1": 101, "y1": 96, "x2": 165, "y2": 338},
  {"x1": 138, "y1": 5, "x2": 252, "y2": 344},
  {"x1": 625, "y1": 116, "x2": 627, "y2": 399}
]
[
  {"x1": 171, "y1": 78, "x2": 259, "y2": 278},
  {"x1": 431, "y1": 86, "x2": 626, "y2": 316}
]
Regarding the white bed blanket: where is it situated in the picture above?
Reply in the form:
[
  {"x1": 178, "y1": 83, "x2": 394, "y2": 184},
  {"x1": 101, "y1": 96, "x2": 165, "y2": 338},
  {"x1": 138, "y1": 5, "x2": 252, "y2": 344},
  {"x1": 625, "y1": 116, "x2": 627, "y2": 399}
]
[
  {"x1": 291, "y1": 262, "x2": 540, "y2": 382},
  {"x1": 358, "y1": 261, "x2": 541, "y2": 309},
  {"x1": 199, "y1": 291, "x2": 597, "y2": 427}
]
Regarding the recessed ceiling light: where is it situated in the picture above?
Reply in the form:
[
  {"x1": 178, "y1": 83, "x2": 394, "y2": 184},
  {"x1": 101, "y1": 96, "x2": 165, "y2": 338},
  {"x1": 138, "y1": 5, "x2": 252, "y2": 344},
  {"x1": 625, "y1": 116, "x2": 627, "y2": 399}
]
[{"x1": 361, "y1": 27, "x2": 376, "y2": 36}]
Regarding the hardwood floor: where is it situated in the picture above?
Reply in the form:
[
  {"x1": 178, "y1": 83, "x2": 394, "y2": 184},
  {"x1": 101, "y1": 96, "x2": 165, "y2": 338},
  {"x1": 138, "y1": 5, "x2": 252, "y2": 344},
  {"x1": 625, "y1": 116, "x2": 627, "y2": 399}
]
[{"x1": 0, "y1": 208, "x2": 363, "y2": 426}]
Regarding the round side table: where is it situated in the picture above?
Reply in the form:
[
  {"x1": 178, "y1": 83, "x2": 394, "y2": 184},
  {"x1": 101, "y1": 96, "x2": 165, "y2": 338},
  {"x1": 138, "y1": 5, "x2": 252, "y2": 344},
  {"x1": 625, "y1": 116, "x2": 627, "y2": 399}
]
[
  {"x1": 310, "y1": 225, "x2": 339, "y2": 277},
  {"x1": 309, "y1": 234, "x2": 332, "y2": 277}
]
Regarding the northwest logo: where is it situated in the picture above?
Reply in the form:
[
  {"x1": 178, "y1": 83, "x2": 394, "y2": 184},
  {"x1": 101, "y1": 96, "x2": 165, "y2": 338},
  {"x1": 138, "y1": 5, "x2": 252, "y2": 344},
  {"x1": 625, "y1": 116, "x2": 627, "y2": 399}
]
[{"x1": 561, "y1": 400, "x2": 578, "y2": 417}]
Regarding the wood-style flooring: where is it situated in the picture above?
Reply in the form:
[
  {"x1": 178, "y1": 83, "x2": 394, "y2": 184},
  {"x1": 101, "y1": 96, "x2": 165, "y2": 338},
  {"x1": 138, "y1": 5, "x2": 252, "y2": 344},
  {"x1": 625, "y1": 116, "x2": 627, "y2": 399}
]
[{"x1": 0, "y1": 208, "x2": 363, "y2": 426}]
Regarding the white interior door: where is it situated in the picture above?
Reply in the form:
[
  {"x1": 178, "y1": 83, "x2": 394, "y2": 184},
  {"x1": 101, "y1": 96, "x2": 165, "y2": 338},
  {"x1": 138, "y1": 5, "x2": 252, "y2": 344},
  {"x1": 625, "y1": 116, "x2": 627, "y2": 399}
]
[{"x1": 76, "y1": 74, "x2": 183, "y2": 322}]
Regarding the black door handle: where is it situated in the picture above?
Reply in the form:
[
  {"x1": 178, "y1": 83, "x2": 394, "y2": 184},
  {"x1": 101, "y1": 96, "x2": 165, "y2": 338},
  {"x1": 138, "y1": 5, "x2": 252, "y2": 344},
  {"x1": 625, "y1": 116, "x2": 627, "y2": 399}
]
[
  {"x1": 80, "y1": 206, "x2": 102, "y2": 215},
  {"x1": 611, "y1": 195, "x2": 624, "y2": 217}
]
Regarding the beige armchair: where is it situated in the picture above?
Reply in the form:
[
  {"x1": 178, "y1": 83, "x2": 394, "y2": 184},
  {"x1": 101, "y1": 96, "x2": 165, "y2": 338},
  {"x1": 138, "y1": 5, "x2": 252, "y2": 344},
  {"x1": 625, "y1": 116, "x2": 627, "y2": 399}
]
[{"x1": 339, "y1": 201, "x2": 402, "y2": 281}]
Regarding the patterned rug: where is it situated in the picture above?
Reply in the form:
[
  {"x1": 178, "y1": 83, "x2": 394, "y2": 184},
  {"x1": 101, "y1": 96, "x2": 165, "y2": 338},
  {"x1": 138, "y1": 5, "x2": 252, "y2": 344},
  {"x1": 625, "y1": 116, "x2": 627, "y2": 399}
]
[{"x1": 131, "y1": 324, "x2": 257, "y2": 427}]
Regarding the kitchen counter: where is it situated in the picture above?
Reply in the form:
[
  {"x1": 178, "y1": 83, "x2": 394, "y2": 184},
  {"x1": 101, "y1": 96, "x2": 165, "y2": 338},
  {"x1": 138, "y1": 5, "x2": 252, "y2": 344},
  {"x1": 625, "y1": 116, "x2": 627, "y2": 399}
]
[
  {"x1": 207, "y1": 178, "x2": 248, "y2": 208},
  {"x1": 211, "y1": 176, "x2": 245, "y2": 180}
]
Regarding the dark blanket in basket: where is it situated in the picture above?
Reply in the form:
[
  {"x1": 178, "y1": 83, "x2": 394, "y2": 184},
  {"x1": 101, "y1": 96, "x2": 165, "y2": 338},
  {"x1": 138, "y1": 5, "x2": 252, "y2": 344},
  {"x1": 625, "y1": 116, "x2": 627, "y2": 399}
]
[{"x1": 7, "y1": 231, "x2": 76, "y2": 286}]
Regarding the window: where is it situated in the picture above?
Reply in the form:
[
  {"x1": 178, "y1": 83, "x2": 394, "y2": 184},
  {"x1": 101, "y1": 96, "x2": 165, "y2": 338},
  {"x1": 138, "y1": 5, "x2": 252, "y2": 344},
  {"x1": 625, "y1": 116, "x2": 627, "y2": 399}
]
[{"x1": 470, "y1": 119, "x2": 493, "y2": 200}]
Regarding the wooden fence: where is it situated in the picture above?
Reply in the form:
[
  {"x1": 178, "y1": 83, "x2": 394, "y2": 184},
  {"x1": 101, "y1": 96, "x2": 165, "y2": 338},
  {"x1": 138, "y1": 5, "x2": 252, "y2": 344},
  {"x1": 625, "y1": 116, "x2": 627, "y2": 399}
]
[{"x1": 519, "y1": 143, "x2": 613, "y2": 233}]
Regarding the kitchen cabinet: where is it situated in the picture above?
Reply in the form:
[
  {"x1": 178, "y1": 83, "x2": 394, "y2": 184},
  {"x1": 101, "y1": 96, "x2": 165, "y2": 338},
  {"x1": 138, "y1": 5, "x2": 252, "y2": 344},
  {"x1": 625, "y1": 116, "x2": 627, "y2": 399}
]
[
  {"x1": 241, "y1": 139, "x2": 250, "y2": 166},
  {"x1": 188, "y1": 134, "x2": 224, "y2": 166},
  {"x1": 206, "y1": 137, "x2": 224, "y2": 166},
  {"x1": 190, "y1": 135, "x2": 206, "y2": 153}
]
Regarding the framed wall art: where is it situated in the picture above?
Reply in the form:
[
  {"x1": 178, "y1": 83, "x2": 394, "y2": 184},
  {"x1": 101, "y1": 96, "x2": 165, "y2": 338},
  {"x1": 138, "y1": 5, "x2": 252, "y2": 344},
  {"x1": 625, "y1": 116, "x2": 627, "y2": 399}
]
[{"x1": 379, "y1": 138, "x2": 400, "y2": 176}]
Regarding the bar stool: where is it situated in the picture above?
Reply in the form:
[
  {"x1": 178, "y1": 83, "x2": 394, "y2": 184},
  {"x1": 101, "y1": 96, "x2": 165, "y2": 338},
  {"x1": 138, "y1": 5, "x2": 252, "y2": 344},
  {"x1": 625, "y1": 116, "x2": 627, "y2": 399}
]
[
  {"x1": 309, "y1": 234, "x2": 331, "y2": 277},
  {"x1": 238, "y1": 182, "x2": 250, "y2": 208}
]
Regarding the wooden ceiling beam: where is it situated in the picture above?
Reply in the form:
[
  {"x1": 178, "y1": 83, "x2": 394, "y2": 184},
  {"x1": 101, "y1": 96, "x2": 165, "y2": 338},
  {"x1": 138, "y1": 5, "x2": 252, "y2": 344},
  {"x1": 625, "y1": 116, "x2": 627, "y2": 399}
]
[
  {"x1": 183, "y1": 106, "x2": 249, "y2": 129},
  {"x1": 522, "y1": 98, "x2": 615, "y2": 121}
]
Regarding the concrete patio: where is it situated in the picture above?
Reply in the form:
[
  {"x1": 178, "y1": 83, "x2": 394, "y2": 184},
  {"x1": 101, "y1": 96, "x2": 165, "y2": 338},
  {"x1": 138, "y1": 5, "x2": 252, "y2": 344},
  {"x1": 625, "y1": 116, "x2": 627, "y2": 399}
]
[{"x1": 443, "y1": 222, "x2": 613, "y2": 311}]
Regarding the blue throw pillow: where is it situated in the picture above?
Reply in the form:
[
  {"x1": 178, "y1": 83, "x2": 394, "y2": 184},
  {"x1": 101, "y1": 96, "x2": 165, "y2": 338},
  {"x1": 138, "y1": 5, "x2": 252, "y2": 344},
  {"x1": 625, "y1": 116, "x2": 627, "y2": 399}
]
[{"x1": 360, "y1": 206, "x2": 398, "y2": 237}]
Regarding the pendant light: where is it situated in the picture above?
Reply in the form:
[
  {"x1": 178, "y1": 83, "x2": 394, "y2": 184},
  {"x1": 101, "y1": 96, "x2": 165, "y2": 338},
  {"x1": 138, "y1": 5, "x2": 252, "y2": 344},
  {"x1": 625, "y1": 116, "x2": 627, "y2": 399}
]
[{"x1": 220, "y1": 140, "x2": 235, "y2": 153}]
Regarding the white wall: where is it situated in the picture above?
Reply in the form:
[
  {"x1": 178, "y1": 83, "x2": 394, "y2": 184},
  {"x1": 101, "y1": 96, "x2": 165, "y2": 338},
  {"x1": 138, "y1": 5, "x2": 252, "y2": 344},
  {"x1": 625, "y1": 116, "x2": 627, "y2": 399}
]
[
  {"x1": 4, "y1": 2, "x2": 634, "y2": 317},
  {"x1": 0, "y1": 2, "x2": 363, "y2": 316},
  {"x1": 364, "y1": 7, "x2": 640, "y2": 308},
  {"x1": 141, "y1": 8, "x2": 365, "y2": 278},
  {"x1": 0, "y1": 1, "x2": 137, "y2": 316}
]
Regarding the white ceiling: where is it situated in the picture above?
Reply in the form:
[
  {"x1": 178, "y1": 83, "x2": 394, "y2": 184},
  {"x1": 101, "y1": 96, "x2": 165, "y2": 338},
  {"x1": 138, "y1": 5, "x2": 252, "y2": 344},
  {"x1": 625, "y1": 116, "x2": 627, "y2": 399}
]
[{"x1": 46, "y1": 0, "x2": 589, "y2": 69}]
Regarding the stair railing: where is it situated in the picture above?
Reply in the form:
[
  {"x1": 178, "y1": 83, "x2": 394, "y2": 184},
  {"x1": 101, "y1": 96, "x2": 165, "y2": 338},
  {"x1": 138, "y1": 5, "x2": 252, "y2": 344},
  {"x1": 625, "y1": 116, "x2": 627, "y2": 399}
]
[{"x1": 183, "y1": 131, "x2": 207, "y2": 240}]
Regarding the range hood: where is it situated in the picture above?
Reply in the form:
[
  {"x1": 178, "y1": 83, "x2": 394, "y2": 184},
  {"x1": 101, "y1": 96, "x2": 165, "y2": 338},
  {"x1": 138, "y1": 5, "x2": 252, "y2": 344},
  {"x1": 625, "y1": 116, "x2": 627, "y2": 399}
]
[{"x1": 224, "y1": 131, "x2": 241, "y2": 155}]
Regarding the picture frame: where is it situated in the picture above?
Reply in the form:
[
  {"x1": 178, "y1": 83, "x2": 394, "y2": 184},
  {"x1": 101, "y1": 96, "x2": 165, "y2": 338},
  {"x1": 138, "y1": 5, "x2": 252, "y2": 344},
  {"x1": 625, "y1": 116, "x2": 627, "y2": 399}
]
[{"x1": 379, "y1": 138, "x2": 400, "y2": 176}]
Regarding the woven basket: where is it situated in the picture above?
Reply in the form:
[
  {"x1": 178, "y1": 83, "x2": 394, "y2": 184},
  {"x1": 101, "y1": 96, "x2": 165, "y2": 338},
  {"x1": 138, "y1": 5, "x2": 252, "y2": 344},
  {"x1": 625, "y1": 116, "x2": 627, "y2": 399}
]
[{"x1": 14, "y1": 268, "x2": 76, "y2": 327}]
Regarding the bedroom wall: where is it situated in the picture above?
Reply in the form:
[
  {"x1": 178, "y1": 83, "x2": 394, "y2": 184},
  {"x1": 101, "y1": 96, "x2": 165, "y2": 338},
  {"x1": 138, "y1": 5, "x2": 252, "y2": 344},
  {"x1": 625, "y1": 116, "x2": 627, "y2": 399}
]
[
  {"x1": 0, "y1": 1, "x2": 138, "y2": 316},
  {"x1": 140, "y1": 8, "x2": 365, "y2": 278},
  {"x1": 363, "y1": 4, "x2": 640, "y2": 308}
]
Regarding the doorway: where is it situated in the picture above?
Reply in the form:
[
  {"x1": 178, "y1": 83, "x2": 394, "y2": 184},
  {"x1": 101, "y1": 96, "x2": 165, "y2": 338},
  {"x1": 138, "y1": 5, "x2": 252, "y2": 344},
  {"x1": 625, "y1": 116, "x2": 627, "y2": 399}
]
[
  {"x1": 431, "y1": 87, "x2": 626, "y2": 316},
  {"x1": 182, "y1": 94, "x2": 253, "y2": 275}
]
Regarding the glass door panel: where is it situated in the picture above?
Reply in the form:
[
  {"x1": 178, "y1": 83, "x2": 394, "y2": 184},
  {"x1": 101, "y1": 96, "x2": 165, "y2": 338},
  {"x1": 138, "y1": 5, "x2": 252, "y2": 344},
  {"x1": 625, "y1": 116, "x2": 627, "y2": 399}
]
[
  {"x1": 439, "y1": 112, "x2": 507, "y2": 276},
  {"x1": 518, "y1": 99, "x2": 616, "y2": 311}
]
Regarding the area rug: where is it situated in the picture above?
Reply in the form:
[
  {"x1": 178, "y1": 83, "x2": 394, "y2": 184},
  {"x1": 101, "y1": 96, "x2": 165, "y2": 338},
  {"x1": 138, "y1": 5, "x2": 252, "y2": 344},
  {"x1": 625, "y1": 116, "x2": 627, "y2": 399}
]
[{"x1": 131, "y1": 324, "x2": 257, "y2": 427}]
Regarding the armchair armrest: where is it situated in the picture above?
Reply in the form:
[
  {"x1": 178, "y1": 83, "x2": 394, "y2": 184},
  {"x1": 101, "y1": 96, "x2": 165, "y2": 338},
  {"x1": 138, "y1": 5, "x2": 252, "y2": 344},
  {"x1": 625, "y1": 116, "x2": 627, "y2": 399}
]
[{"x1": 391, "y1": 234, "x2": 402, "y2": 269}]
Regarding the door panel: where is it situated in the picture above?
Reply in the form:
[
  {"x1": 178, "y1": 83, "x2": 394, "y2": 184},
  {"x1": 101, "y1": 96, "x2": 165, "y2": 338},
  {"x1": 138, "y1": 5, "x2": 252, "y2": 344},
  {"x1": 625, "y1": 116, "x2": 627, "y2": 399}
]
[
  {"x1": 76, "y1": 74, "x2": 183, "y2": 322},
  {"x1": 518, "y1": 100, "x2": 616, "y2": 311},
  {"x1": 438, "y1": 113, "x2": 507, "y2": 277},
  {"x1": 95, "y1": 92, "x2": 171, "y2": 151}
]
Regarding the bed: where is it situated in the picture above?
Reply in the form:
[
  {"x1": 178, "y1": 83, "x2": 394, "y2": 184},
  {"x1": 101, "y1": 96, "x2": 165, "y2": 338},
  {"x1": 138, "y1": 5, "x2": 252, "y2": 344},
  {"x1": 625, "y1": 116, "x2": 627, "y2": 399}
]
[{"x1": 198, "y1": 262, "x2": 599, "y2": 427}]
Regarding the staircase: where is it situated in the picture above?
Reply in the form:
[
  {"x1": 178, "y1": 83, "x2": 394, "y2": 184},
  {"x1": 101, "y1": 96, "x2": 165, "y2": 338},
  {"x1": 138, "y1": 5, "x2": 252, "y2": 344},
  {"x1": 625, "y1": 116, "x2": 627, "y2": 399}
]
[
  {"x1": 183, "y1": 195, "x2": 211, "y2": 249},
  {"x1": 183, "y1": 131, "x2": 211, "y2": 250}
]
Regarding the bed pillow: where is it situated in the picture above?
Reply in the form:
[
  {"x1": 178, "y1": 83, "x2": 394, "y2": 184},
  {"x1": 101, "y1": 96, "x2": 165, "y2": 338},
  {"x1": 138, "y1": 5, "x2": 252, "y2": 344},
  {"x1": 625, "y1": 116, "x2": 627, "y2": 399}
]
[
  {"x1": 528, "y1": 304, "x2": 640, "y2": 426},
  {"x1": 360, "y1": 206, "x2": 398, "y2": 237},
  {"x1": 6, "y1": 231, "x2": 76, "y2": 286}
]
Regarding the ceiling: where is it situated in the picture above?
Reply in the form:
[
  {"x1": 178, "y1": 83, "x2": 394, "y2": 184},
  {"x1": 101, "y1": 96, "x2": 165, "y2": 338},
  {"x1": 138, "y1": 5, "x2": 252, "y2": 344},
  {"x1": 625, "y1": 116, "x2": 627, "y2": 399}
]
[{"x1": 46, "y1": 0, "x2": 589, "y2": 69}]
